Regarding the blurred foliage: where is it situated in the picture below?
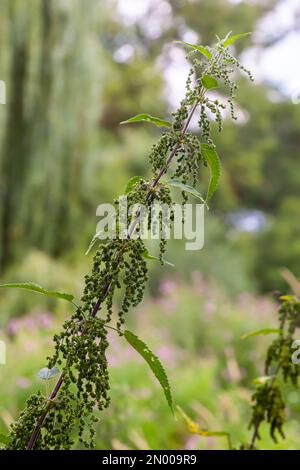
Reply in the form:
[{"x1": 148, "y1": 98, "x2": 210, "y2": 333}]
[
  {"x1": 0, "y1": 0, "x2": 300, "y2": 449},
  {"x1": 1, "y1": 0, "x2": 299, "y2": 293}
]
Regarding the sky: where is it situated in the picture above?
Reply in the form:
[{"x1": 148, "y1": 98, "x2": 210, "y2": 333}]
[{"x1": 116, "y1": 0, "x2": 300, "y2": 105}]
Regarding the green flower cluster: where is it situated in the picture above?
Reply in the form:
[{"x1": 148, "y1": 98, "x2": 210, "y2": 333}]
[
  {"x1": 249, "y1": 297, "x2": 300, "y2": 447},
  {"x1": 250, "y1": 381, "x2": 285, "y2": 443}
]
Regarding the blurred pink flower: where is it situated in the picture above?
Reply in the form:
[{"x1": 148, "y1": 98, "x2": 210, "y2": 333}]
[
  {"x1": 203, "y1": 300, "x2": 216, "y2": 316},
  {"x1": 156, "y1": 344, "x2": 178, "y2": 367},
  {"x1": 158, "y1": 298, "x2": 178, "y2": 314},
  {"x1": 6, "y1": 311, "x2": 53, "y2": 336},
  {"x1": 16, "y1": 377, "x2": 31, "y2": 389},
  {"x1": 184, "y1": 434, "x2": 199, "y2": 450},
  {"x1": 159, "y1": 279, "x2": 177, "y2": 295}
]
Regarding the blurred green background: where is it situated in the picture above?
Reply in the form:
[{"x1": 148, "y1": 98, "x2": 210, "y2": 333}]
[{"x1": 0, "y1": 0, "x2": 300, "y2": 450}]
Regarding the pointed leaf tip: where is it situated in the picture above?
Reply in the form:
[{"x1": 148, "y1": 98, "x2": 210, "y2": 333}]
[
  {"x1": 0, "y1": 282, "x2": 74, "y2": 303},
  {"x1": 120, "y1": 113, "x2": 171, "y2": 128},
  {"x1": 175, "y1": 41, "x2": 212, "y2": 60},
  {"x1": 222, "y1": 32, "x2": 251, "y2": 47}
]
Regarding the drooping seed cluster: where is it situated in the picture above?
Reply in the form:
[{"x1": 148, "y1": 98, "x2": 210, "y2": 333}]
[
  {"x1": 7, "y1": 392, "x2": 46, "y2": 449},
  {"x1": 173, "y1": 132, "x2": 203, "y2": 192},
  {"x1": 249, "y1": 381, "x2": 285, "y2": 443},
  {"x1": 118, "y1": 239, "x2": 148, "y2": 329},
  {"x1": 249, "y1": 297, "x2": 300, "y2": 445}
]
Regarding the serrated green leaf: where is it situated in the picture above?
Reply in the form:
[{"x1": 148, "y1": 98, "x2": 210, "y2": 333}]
[
  {"x1": 37, "y1": 366, "x2": 60, "y2": 380},
  {"x1": 222, "y1": 32, "x2": 251, "y2": 47},
  {"x1": 253, "y1": 375, "x2": 274, "y2": 386},
  {"x1": 0, "y1": 282, "x2": 74, "y2": 303},
  {"x1": 124, "y1": 330, "x2": 173, "y2": 413},
  {"x1": 201, "y1": 144, "x2": 221, "y2": 202},
  {"x1": 241, "y1": 328, "x2": 281, "y2": 340},
  {"x1": 167, "y1": 179, "x2": 206, "y2": 205},
  {"x1": 175, "y1": 41, "x2": 212, "y2": 60},
  {"x1": 120, "y1": 113, "x2": 171, "y2": 128},
  {"x1": 125, "y1": 176, "x2": 144, "y2": 195},
  {"x1": 0, "y1": 434, "x2": 10, "y2": 446},
  {"x1": 201, "y1": 74, "x2": 219, "y2": 90},
  {"x1": 142, "y1": 249, "x2": 174, "y2": 268}
]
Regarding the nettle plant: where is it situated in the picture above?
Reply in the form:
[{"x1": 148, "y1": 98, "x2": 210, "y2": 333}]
[
  {"x1": 0, "y1": 32, "x2": 256, "y2": 450},
  {"x1": 243, "y1": 294, "x2": 300, "y2": 449},
  {"x1": 178, "y1": 296, "x2": 300, "y2": 450}
]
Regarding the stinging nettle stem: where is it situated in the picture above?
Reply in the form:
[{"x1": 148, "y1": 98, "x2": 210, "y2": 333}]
[{"x1": 26, "y1": 97, "x2": 201, "y2": 450}]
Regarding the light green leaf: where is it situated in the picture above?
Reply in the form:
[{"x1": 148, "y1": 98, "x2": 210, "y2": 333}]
[
  {"x1": 175, "y1": 41, "x2": 212, "y2": 60},
  {"x1": 85, "y1": 232, "x2": 102, "y2": 255},
  {"x1": 201, "y1": 74, "x2": 219, "y2": 90},
  {"x1": 177, "y1": 406, "x2": 232, "y2": 449},
  {"x1": 279, "y1": 295, "x2": 295, "y2": 301},
  {"x1": 0, "y1": 282, "x2": 74, "y2": 303},
  {"x1": 167, "y1": 179, "x2": 206, "y2": 205},
  {"x1": 222, "y1": 32, "x2": 251, "y2": 47},
  {"x1": 124, "y1": 330, "x2": 173, "y2": 413},
  {"x1": 37, "y1": 366, "x2": 60, "y2": 380},
  {"x1": 200, "y1": 144, "x2": 221, "y2": 202},
  {"x1": 120, "y1": 113, "x2": 171, "y2": 128},
  {"x1": 241, "y1": 328, "x2": 281, "y2": 340},
  {"x1": 0, "y1": 434, "x2": 10, "y2": 446},
  {"x1": 253, "y1": 375, "x2": 274, "y2": 386},
  {"x1": 142, "y1": 249, "x2": 174, "y2": 268},
  {"x1": 125, "y1": 176, "x2": 144, "y2": 195}
]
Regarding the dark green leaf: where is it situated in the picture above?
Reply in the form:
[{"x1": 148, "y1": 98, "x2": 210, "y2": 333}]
[
  {"x1": 241, "y1": 328, "x2": 281, "y2": 340},
  {"x1": 175, "y1": 41, "x2": 212, "y2": 60},
  {"x1": 0, "y1": 282, "x2": 74, "y2": 303},
  {"x1": 120, "y1": 113, "x2": 171, "y2": 128},
  {"x1": 124, "y1": 330, "x2": 173, "y2": 413},
  {"x1": 200, "y1": 144, "x2": 221, "y2": 202},
  {"x1": 125, "y1": 176, "x2": 144, "y2": 195},
  {"x1": 201, "y1": 74, "x2": 219, "y2": 90}
]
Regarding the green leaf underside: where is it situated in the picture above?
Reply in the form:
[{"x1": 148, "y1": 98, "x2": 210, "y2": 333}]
[
  {"x1": 200, "y1": 144, "x2": 221, "y2": 202},
  {"x1": 125, "y1": 176, "x2": 144, "y2": 194},
  {"x1": 241, "y1": 328, "x2": 281, "y2": 340},
  {"x1": 167, "y1": 179, "x2": 206, "y2": 205},
  {"x1": 175, "y1": 41, "x2": 212, "y2": 60},
  {"x1": 142, "y1": 249, "x2": 174, "y2": 268},
  {"x1": 120, "y1": 113, "x2": 171, "y2": 128},
  {"x1": 124, "y1": 330, "x2": 173, "y2": 413},
  {"x1": 0, "y1": 282, "x2": 74, "y2": 302},
  {"x1": 222, "y1": 32, "x2": 251, "y2": 47},
  {"x1": 37, "y1": 366, "x2": 60, "y2": 380},
  {"x1": 201, "y1": 74, "x2": 219, "y2": 90}
]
